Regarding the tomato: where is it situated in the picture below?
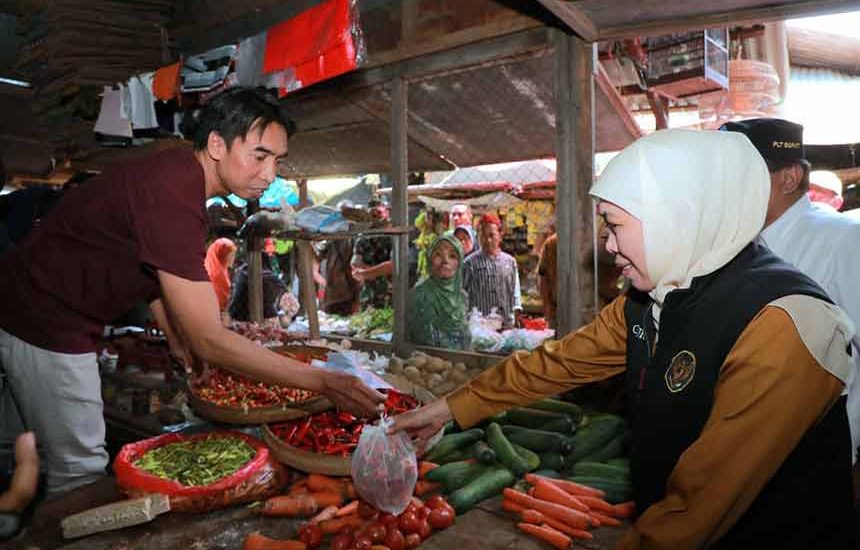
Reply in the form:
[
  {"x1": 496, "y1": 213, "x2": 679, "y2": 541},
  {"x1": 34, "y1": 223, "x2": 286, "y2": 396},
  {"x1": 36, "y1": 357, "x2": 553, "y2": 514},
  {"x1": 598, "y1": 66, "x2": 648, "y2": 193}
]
[
  {"x1": 404, "y1": 533, "x2": 422, "y2": 549},
  {"x1": 298, "y1": 523, "x2": 323, "y2": 549},
  {"x1": 383, "y1": 528, "x2": 406, "y2": 550},
  {"x1": 331, "y1": 532, "x2": 354, "y2": 550},
  {"x1": 380, "y1": 513, "x2": 400, "y2": 527},
  {"x1": 415, "y1": 506, "x2": 430, "y2": 520},
  {"x1": 424, "y1": 496, "x2": 448, "y2": 510},
  {"x1": 353, "y1": 534, "x2": 373, "y2": 550},
  {"x1": 427, "y1": 507, "x2": 454, "y2": 530},
  {"x1": 358, "y1": 501, "x2": 379, "y2": 519},
  {"x1": 398, "y1": 511, "x2": 421, "y2": 534},
  {"x1": 366, "y1": 523, "x2": 387, "y2": 544},
  {"x1": 417, "y1": 519, "x2": 433, "y2": 540}
]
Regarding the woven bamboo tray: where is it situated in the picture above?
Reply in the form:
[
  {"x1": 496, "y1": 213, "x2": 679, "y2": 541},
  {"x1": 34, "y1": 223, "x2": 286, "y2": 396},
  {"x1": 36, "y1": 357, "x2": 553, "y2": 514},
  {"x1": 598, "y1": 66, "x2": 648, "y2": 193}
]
[
  {"x1": 262, "y1": 374, "x2": 440, "y2": 475},
  {"x1": 187, "y1": 345, "x2": 333, "y2": 425}
]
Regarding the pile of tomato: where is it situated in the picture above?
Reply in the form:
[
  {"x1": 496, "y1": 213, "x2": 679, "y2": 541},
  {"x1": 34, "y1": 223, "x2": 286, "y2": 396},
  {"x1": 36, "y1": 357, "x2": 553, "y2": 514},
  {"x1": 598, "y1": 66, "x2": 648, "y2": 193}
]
[{"x1": 270, "y1": 391, "x2": 420, "y2": 456}]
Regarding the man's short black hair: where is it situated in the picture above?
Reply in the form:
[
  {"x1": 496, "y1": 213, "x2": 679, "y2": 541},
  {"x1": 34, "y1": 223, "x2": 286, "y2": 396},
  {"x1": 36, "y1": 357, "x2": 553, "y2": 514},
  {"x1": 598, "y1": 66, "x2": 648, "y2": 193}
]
[{"x1": 192, "y1": 87, "x2": 296, "y2": 151}]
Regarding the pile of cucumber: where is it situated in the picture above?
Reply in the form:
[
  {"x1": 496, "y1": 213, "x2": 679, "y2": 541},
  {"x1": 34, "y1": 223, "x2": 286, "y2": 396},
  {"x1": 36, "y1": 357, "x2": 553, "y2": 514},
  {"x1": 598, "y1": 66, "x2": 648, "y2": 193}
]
[{"x1": 422, "y1": 398, "x2": 632, "y2": 513}]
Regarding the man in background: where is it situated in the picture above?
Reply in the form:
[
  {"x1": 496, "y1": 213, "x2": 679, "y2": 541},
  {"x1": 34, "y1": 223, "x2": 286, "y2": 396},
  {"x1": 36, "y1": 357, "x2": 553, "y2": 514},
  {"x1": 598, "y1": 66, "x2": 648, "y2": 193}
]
[
  {"x1": 462, "y1": 213, "x2": 522, "y2": 329},
  {"x1": 722, "y1": 118, "x2": 860, "y2": 462},
  {"x1": 351, "y1": 198, "x2": 393, "y2": 309}
]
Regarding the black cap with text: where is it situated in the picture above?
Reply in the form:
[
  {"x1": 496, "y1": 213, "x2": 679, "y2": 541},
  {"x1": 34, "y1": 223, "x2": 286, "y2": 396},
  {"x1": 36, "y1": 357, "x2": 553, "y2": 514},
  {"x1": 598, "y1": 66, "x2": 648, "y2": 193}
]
[{"x1": 718, "y1": 118, "x2": 805, "y2": 163}]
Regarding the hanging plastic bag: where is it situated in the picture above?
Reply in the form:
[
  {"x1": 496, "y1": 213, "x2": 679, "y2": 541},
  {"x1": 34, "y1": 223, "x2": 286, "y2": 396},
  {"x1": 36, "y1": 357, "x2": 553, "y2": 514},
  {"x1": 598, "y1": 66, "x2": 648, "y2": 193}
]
[{"x1": 350, "y1": 417, "x2": 417, "y2": 515}]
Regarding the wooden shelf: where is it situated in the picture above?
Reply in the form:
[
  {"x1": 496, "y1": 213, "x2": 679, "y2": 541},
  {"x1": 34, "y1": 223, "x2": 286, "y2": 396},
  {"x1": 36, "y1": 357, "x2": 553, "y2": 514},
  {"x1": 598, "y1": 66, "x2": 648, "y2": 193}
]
[{"x1": 275, "y1": 225, "x2": 411, "y2": 241}]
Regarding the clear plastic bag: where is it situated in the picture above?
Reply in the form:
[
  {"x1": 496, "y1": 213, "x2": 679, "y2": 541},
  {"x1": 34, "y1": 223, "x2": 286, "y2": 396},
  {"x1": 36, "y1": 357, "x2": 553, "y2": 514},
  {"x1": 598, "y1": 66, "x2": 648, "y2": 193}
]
[
  {"x1": 468, "y1": 308, "x2": 503, "y2": 352},
  {"x1": 350, "y1": 417, "x2": 417, "y2": 515}
]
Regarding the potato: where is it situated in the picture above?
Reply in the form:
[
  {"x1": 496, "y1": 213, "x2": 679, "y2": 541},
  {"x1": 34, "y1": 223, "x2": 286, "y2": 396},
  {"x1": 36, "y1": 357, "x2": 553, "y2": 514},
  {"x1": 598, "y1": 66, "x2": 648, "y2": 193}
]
[
  {"x1": 426, "y1": 373, "x2": 444, "y2": 389},
  {"x1": 453, "y1": 362, "x2": 468, "y2": 373},
  {"x1": 404, "y1": 366, "x2": 422, "y2": 382},
  {"x1": 434, "y1": 381, "x2": 459, "y2": 395},
  {"x1": 408, "y1": 355, "x2": 428, "y2": 369},
  {"x1": 450, "y1": 369, "x2": 469, "y2": 383},
  {"x1": 425, "y1": 357, "x2": 448, "y2": 373},
  {"x1": 388, "y1": 356, "x2": 405, "y2": 374}
]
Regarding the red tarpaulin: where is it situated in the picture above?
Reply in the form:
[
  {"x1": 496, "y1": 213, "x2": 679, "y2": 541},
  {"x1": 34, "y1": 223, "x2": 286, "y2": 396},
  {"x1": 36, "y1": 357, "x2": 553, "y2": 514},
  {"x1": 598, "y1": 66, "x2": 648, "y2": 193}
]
[{"x1": 263, "y1": 0, "x2": 359, "y2": 95}]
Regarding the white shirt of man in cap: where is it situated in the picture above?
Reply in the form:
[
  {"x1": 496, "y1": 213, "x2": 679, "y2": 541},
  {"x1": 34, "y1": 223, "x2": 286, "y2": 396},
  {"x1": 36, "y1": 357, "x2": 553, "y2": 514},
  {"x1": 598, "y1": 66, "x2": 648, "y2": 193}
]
[{"x1": 724, "y1": 119, "x2": 860, "y2": 461}]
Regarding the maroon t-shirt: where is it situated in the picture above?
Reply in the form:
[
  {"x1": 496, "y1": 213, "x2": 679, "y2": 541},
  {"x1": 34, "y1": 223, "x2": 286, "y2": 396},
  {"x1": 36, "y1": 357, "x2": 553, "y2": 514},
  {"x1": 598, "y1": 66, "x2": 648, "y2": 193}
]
[{"x1": 0, "y1": 148, "x2": 209, "y2": 353}]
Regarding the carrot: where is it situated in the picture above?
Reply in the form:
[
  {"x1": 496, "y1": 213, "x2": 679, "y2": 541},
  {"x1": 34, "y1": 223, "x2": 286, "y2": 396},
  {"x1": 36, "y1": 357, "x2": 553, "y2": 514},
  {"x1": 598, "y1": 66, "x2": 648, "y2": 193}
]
[
  {"x1": 343, "y1": 481, "x2": 357, "y2": 500},
  {"x1": 501, "y1": 500, "x2": 526, "y2": 514},
  {"x1": 524, "y1": 474, "x2": 605, "y2": 498},
  {"x1": 590, "y1": 511, "x2": 622, "y2": 527},
  {"x1": 521, "y1": 509, "x2": 544, "y2": 524},
  {"x1": 577, "y1": 495, "x2": 615, "y2": 515},
  {"x1": 308, "y1": 491, "x2": 344, "y2": 508},
  {"x1": 308, "y1": 505, "x2": 339, "y2": 524},
  {"x1": 517, "y1": 523, "x2": 572, "y2": 550},
  {"x1": 243, "y1": 532, "x2": 307, "y2": 550},
  {"x1": 261, "y1": 494, "x2": 319, "y2": 517},
  {"x1": 306, "y1": 473, "x2": 347, "y2": 493},
  {"x1": 613, "y1": 501, "x2": 636, "y2": 519},
  {"x1": 288, "y1": 480, "x2": 309, "y2": 495},
  {"x1": 418, "y1": 461, "x2": 440, "y2": 480},
  {"x1": 503, "y1": 488, "x2": 592, "y2": 530},
  {"x1": 319, "y1": 515, "x2": 365, "y2": 535},
  {"x1": 414, "y1": 480, "x2": 442, "y2": 496},
  {"x1": 518, "y1": 510, "x2": 594, "y2": 541},
  {"x1": 527, "y1": 487, "x2": 536, "y2": 497},
  {"x1": 335, "y1": 500, "x2": 359, "y2": 517},
  {"x1": 532, "y1": 479, "x2": 590, "y2": 513}
]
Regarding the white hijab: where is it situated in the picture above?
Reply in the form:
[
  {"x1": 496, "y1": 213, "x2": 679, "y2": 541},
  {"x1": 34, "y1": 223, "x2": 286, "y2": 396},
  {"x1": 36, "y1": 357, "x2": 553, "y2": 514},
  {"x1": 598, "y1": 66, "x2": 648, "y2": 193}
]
[{"x1": 589, "y1": 129, "x2": 771, "y2": 324}]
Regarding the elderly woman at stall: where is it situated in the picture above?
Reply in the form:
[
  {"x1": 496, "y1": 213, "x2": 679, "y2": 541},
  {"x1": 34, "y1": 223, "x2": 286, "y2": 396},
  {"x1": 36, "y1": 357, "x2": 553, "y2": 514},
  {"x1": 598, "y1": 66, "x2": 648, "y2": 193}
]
[
  {"x1": 204, "y1": 238, "x2": 237, "y2": 324},
  {"x1": 392, "y1": 129, "x2": 856, "y2": 549},
  {"x1": 407, "y1": 232, "x2": 470, "y2": 350}
]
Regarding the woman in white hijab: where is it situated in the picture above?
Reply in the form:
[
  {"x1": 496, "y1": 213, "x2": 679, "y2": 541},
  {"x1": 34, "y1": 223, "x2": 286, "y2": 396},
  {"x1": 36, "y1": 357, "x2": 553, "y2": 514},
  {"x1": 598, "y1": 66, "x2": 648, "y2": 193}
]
[{"x1": 392, "y1": 129, "x2": 856, "y2": 550}]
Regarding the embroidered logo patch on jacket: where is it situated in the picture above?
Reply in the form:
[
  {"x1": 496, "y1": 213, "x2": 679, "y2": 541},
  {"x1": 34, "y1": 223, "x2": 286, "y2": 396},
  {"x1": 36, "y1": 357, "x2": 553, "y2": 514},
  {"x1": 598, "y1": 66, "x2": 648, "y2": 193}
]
[{"x1": 665, "y1": 350, "x2": 696, "y2": 393}]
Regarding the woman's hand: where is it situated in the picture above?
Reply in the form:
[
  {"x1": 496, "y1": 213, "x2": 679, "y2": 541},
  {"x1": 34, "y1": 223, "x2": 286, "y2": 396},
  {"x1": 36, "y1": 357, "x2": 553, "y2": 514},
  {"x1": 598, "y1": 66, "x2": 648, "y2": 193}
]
[
  {"x1": 388, "y1": 399, "x2": 453, "y2": 454},
  {"x1": 320, "y1": 370, "x2": 386, "y2": 417}
]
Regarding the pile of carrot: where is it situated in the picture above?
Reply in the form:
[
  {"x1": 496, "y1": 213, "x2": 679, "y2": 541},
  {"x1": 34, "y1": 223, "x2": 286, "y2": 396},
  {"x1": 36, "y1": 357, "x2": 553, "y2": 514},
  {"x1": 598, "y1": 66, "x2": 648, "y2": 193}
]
[{"x1": 501, "y1": 474, "x2": 635, "y2": 550}]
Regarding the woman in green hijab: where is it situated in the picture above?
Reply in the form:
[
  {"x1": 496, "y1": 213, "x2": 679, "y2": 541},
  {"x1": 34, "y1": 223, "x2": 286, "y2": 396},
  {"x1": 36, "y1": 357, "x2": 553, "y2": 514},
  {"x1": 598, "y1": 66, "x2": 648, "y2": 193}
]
[{"x1": 407, "y1": 232, "x2": 470, "y2": 350}]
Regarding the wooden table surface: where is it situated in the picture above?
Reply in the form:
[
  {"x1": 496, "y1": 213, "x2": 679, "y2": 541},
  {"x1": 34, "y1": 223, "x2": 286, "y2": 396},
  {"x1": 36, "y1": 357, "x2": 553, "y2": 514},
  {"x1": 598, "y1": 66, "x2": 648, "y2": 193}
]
[{"x1": 6, "y1": 479, "x2": 626, "y2": 550}]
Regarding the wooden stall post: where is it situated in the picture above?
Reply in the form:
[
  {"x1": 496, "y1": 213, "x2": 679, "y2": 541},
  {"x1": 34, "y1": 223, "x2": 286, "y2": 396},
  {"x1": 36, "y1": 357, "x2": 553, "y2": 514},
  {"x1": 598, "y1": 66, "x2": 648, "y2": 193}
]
[
  {"x1": 296, "y1": 179, "x2": 321, "y2": 340},
  {"x1": 246, "y1": 199, "x2": 264, "y2": 323},
  {"x1": 390, "y1": 76, "x2": 409, "y2": 354},
  {"x1": 554, "y1": 30, "x2": 596, "y2": 336}
]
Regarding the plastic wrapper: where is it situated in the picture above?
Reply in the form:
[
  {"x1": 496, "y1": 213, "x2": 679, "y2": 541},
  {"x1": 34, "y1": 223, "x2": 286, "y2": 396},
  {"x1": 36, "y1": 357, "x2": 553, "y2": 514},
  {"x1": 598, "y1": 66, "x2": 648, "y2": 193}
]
[
  {"x1": 468, "y1": 308, "x2": 503, "y2": 352},
  {"x1": 498, "y1": 328, "x2": 556, "y2": 354},
  {"x1": 114, "y1": 431, "x2": 287, "y2": 513},
  {"x1": 295, "y1": 205, "x2": 351, "y2": 233},
  {"x1": 350, "y1": 417, "x2": 417, "y2": 515}
]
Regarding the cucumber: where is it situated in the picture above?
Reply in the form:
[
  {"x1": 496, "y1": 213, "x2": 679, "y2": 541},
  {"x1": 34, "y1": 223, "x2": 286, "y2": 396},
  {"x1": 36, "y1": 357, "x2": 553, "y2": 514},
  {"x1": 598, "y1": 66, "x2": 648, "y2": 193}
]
[
  {"x1": 425, "y1": 460, "x2": 488, "y2": 492},
  {"x1": 512, "y1": 444, "x2": 540, "y2": 472},
  {"x1": 537, "y1": 452, "x2": 566, "y2": 472},
  {"x1": 433, "y1": 447, "x2": 473, "y2": 464},
  {"x1": 571, "y1": 461, "x2": 630, "y2": 480},
  {"x1": 533, "y1": 469, "x2": 561, "y2": 479},
  {"x1": 442, "y1": 420, "x2": 460, "y2": 435},
  {"x1": 501, "y1": 425, "x2": 574, "y2": 454},
  {"x1": 486, "y1": 422, "x2": 531, "y2": 476},
  {"x1": 448, "y1": 464, "x2": 517, "y2": 514},
  {"x1": 527, "y1": 398, "x2": 584, "y2": 425},
  {"x1": 606, "y1": 457, "x2": 630, "y2": 469},
  {"x1": 503, "y1": 407, "x2": 576, "y2": 434},
  {"x1": 567, "y1": 475, "x2": 632, "y2": 504},
  {"x1": 580, "y1": 433, "x2": 625, "y2": 463},
  {"x1": 568, "y1": 416, "x2": 625, "y2": 463},
  {"x1": 469, "y1": 440, "x2": 497, "y2": 464},
  {"x1": 424, "y1": 428, "x2": 485, "y2": 462}
]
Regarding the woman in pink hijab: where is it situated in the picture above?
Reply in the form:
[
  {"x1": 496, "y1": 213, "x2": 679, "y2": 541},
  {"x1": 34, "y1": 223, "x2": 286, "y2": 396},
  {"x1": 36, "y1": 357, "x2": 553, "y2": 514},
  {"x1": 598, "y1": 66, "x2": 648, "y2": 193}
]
[{"x1": 204, "y1": 238, "x2": 237, "y2": 316}]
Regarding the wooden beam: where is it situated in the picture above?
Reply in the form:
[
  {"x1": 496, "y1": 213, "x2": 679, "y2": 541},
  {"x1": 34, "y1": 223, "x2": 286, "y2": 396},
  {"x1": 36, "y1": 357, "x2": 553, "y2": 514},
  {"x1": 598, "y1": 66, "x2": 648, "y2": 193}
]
[
  {"x1": 533, "y1": 0, "x2": 598, "y2": 41},
  {"x1": 296, "y1": 179, "x2": 320, "y2": 340},
  {"x1": 598, "y1": 0, "x2": 860, "y2": 40},
  {"x1": 247, "y1": 200, "x2": 264, "y2": 323},
  {"x1": 390, "y1": 76, "x2": 409, "y2": 353},
  {"x1": 554, "y1": 30, "x2": 596, "y2": 335},
  {"x1": 788, "y1": 26, "x2": 860, "y2": 75}
]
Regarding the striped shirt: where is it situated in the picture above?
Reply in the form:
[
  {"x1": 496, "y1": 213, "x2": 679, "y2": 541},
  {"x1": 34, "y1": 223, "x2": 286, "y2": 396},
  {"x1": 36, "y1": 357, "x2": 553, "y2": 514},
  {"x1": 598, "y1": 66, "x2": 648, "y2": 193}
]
[{"x1": 462, "y1": 250, "x2": 522, "y2": 328}]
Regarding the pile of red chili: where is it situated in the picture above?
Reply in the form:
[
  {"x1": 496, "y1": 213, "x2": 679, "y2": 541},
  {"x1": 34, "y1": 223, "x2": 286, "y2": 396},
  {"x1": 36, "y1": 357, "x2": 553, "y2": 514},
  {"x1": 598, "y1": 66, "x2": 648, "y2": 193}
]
[
  {"x1": 195, "y1": 368, "x2": 318, "y2": 409},
  {"x1": 270, "y1": 390, "x2": 420, "y2": 456}
]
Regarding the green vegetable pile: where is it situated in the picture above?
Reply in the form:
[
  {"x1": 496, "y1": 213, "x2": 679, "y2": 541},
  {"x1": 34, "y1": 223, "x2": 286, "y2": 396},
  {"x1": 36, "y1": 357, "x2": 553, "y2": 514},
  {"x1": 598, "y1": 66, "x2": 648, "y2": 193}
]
[
  {"x1": 348, "y1": 306, "x2": 393, "y2": 338},
  {"x1": 134, "y1": 436, "x2": 256, "y2": 486}
]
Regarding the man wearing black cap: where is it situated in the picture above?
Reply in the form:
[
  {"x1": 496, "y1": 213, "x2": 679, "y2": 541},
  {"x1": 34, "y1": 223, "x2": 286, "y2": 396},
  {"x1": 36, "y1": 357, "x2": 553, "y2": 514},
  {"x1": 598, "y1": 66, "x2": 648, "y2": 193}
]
[{"x1": 722, "y1": 118, "x2": 860, "y2": 462}]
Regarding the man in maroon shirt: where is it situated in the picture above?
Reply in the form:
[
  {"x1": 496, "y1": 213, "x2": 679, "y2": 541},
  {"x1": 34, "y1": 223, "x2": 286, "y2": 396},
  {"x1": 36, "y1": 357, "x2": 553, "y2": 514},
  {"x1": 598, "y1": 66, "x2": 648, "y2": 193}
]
[{"x1": 0, "y1": 88, "x2": 385, "y2": 495}]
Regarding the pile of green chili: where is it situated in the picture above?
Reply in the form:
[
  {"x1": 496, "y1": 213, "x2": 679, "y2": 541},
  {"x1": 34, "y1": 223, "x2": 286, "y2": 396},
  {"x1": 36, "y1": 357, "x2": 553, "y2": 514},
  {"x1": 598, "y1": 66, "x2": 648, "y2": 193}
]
[{"x1": 133, "y1": 436, "x2": 256, "y2": 486}]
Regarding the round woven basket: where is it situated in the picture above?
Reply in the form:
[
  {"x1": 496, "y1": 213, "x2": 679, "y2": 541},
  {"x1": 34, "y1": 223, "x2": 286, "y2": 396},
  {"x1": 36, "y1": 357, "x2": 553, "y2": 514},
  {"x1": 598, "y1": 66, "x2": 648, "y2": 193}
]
[
  {"x1": 187, "y1": 344, "x2": 333, "y2": 425},
  {"x1": 263, "y1": 374, "x2": 440, "y2": 475}
]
